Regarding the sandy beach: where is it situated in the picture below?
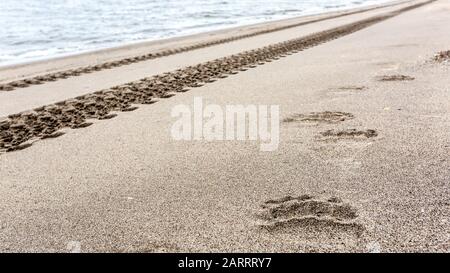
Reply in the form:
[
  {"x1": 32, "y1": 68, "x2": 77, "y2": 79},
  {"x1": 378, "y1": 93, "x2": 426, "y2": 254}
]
[{"x1": 0, "y1": 0, "x2": 449, "y2": 252}]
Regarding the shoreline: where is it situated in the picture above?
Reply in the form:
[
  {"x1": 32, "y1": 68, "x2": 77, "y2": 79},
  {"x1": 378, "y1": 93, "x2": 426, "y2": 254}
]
[
  {"x1": 1, "y1": 0, "x2": 401, "y2": 70},
  {"x1": 0, "y1": 0, "x2": 408, "y2": 81},
  {"x1": 0, "y1": 1, "x2": 393, "y2": 69}
]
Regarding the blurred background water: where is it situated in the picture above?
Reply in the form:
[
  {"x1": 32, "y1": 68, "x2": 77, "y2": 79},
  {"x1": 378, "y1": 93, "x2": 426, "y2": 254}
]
[{"x1": 0, "y1": 0, "x2": 390, "y2": 66}]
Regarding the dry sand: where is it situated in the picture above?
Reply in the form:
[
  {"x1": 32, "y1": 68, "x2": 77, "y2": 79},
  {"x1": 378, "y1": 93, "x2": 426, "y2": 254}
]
[{"x1": 0, "y1": 0, "x2": 449, "y2": 252}]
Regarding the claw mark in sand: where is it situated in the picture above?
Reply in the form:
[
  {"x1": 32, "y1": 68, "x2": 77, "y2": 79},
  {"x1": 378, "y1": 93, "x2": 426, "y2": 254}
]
[
  {"x1": 377, "y1": 75, "x2": 415, "y2": 81},
  {"x1": 320, "y1": 129, "x2": 378, "y2": 139},
  {"x1": 283, "y1": 111, "x2": 354, "y2": 124},
  {"x1": 256, "y1": 194, "x2": 364, "y2": 237},
  {"x1": 337, "y1": 86, "x2": 366, "y2": 91}
]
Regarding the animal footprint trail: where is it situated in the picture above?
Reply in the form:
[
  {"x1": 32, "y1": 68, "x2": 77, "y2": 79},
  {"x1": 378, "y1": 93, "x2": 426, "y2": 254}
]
[
  {"x1": 283, "y1": 111, "x2": 354, "y2": 124},
  {"x1": 256, "y1": 194, "x2": 364, "y2": 238}
]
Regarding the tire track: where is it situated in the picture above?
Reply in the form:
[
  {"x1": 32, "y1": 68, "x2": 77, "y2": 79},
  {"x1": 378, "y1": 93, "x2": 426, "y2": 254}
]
[
  {"x1": 0, "y1": 1, "x2": 434, "y2": 154},
  {"x1": 0, "y1": 1, "x2": 412, "y2": 92}
]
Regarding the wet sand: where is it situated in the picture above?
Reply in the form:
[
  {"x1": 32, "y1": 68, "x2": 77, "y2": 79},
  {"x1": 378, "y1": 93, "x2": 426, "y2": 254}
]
[{"x1": 0, "y1": 0, "x2": 449, "y2": 252}]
